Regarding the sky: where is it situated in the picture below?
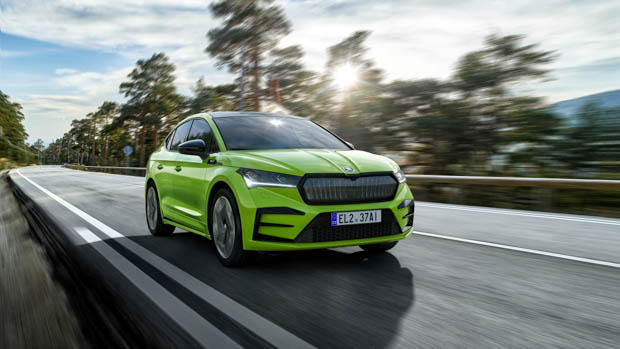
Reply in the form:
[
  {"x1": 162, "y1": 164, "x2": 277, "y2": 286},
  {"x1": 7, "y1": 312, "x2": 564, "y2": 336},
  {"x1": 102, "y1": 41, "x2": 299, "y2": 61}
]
[{"x1": 1, "y1": 0, "x2": 619, "y2": 144}]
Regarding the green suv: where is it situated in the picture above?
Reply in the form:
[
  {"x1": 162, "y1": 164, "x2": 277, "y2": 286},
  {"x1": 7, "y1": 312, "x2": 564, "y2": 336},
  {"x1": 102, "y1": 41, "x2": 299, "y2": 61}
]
[{"x1": 145, "y1": 112, "x2": 414, "y2": 266}]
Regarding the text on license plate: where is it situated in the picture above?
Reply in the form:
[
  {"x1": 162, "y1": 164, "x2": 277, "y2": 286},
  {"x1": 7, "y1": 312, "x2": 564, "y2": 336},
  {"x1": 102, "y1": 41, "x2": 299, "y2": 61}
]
[{"x1": 331, "y1": 210, "x2": 381, "y2": 226}]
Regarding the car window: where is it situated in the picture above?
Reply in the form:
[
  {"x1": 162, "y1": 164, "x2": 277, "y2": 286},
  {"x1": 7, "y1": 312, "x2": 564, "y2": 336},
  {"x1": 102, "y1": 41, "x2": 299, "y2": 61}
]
[
  {"x1": 169, "y1": 121, "x2": 192, "y2": 151},
  {"x1": 208, "y1": 133, "x2": 220, "y2": 154},
  {"x1": 212, "y1": 116, "x2": 349, "y2": 150},
  {"x1": 187, "y1": 119, "x2": 213, "y2": 152},
  {"x1": 165, "y1": 129, "x2": 176, "y2": 150}
]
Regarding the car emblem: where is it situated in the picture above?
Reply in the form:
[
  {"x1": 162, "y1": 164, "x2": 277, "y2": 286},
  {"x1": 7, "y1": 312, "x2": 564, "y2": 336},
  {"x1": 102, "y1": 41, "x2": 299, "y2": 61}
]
[{"x1": 343, "y1": 166, "x2": 355, "y2": 173}]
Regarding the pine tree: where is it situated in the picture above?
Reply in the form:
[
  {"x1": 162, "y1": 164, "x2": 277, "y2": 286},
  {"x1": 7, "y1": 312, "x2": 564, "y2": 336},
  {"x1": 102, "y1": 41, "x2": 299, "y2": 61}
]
[
  {"x1": 206, "y1": 0, "x2": 291, "y2": 111},
  {"x1": 119, "y1": 53, "x2": 182, "y2": 166},
  {"x1": 0, "y1": 90, "x2": 30, "y2": 163}
]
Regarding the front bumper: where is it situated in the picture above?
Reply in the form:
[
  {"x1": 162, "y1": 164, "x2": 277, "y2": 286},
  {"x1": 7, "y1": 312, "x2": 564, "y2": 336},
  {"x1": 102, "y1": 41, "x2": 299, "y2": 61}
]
[{"x1": 236, "y1": 181, "x2": 414, "y2": 251}]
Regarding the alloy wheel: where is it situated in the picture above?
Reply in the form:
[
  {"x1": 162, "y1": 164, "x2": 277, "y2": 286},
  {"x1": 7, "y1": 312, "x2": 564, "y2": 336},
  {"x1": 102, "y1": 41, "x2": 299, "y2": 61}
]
[
  {"x1": 146, "y1": 186, "x2": 158, "y2": 230},
  {"x1": 212, "y1": 196, "x2": 236, "y2": 259}
]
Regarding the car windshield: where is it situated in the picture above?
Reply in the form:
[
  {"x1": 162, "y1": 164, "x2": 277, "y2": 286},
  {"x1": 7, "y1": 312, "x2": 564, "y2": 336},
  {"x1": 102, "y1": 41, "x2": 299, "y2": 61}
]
[{"x1": 213, "y1": 116, "x2": 350, "y2": 150}]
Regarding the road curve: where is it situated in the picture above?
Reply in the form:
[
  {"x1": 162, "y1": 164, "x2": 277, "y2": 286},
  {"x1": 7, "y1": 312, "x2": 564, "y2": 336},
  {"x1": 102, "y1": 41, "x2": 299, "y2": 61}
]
[{"x1": 9, "y1": 166, "x2": 620, "y2": 348}]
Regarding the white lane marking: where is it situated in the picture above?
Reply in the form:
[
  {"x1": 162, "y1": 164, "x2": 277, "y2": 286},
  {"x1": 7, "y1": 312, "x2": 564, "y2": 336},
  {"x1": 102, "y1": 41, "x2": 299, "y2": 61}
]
[
  {"x1": 74, "y1": 226, "x2": 102, "y2": 244},
  {"x1": 72, "y1": 227, "x2": 240, "y2": 348},
  {"x1": 15, "y1": 169, "x2": 316, "y2": 349},
  {"x1": 416, "y1": 202, "x2": 620, "y2": 226},
  {"x1": 16, "y1": 167, "x2": 240, "y2": 347},
  {"x1": 414, "y1": 230, "x2": 620, "y2": 269},
  {"x1": 74, "y1": 227, "x2": 241, "y2": 348}
]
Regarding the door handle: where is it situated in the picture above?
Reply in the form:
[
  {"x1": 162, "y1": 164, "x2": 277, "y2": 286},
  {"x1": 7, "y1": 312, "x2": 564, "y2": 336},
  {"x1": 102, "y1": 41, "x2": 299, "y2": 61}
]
[
  {"x1": 175, "y1": 166, "x2": 182, "y2": 172},
  {"x1": 157, "y1": 164, "x2": 164, "y2": 170}
]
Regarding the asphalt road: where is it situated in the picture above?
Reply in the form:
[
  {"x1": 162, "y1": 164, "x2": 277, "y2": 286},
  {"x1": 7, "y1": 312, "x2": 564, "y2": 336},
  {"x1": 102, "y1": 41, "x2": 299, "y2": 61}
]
[{"x1": 9, "y1": 166, "x2": 620, "y2": 348}]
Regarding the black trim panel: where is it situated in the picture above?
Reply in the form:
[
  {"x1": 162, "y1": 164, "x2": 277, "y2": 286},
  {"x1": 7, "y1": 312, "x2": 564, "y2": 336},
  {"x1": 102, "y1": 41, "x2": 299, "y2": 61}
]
[
  {"x1": 258, "y1": 222, "x2": 294, "y2": 228},
  {"x1": 259, "y1": 207, "x2": 305, "y2": 215},
  {"x1": 405, "y1": 203, "x2": 414, "y2": 227},
  {"x1": 253, "y1": 207, "x2": 305, "y2": 242},
  {"x1": 398, "y1": 199, "x2": 413, "y2": 209}
]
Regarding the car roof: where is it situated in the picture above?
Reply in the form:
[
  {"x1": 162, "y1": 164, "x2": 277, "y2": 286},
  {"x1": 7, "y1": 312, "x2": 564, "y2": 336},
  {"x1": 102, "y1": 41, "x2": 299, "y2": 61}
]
[{"x1": 208, "y1": 111, "x2": 302, "y2": 119}]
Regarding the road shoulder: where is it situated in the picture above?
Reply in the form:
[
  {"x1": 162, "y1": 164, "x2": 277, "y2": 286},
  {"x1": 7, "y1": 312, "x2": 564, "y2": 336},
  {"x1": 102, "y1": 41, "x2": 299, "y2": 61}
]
[{"x1": 0, "y1": 172, "x2": 83, "y2": 348}]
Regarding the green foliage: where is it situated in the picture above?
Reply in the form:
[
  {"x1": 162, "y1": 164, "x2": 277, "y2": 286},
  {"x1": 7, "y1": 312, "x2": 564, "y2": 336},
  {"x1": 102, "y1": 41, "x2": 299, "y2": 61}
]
[
  {"x1": 556, "y1": 102, "x2": 620, "y2": 178},
  {"x1": 188, "y1": 78, "x2": 236, "y2": 114},
  {"x1": 0, "y1": 90, "x2": 36, "y2": 165},
  {"x1": 263, "y1": 45, "x2": 325, "y2": 117},
  {"x1": 391, "y1": 34, "x2": 561, "y2": 176},
  {"x1": 118, "y1": 53, "x2": 183, "y2": 165},
  {"x1": 453, "y1": 34, "x2": 555, "y2": 97}
]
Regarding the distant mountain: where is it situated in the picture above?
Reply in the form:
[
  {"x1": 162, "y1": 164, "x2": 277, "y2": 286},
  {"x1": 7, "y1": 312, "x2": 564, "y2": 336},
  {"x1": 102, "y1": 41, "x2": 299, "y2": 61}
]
[{"x1": 552, "y1": 89, "x2": 620, "y2": 122}]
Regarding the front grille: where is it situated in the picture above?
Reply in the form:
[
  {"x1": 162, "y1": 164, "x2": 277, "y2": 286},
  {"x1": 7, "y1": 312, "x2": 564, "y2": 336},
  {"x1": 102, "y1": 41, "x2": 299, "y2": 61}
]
[
  {"x1": 300, "y1": 174, "x2": 398, "y2": 205},
  {"x1": 295, "y1": 209, "x2": 401, "y2": 243}
]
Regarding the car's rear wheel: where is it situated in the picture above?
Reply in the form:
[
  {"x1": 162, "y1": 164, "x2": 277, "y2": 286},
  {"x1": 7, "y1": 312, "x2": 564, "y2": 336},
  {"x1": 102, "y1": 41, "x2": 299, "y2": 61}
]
[
  {"x1": 360, "y1": 241, "x2": 398, "y2": 253},
  {"x1": 146, "y1": 184, "x2": 175, "y2": 236},
  {"x1": 210, "y1": 188, "x2": 255, "y2": 267}
]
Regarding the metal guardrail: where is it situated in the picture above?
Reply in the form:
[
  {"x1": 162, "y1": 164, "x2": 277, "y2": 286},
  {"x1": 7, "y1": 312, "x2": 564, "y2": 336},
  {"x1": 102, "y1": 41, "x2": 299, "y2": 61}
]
[
  {"x1": 405, "y1": 175, "x2": 620, "y2": 191},
  {"x1": 63, "y1": 164, "x2": 620, "y2": 190},
  {"x1": 64, "y1": 164, "x2": 146, "y2": 176}
]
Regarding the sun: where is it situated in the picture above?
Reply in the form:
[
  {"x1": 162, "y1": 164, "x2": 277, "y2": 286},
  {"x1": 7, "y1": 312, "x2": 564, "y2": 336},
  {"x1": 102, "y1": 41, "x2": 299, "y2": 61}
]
[{"x1": 333, "y1": 64, "x2": 358, "y2": 89}]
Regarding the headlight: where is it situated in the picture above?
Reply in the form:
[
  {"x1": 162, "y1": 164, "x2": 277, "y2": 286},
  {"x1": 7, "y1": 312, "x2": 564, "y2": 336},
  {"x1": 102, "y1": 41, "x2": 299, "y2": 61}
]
[
  {"x1": 237, "y1": 168, "x2": 301, "y2": 188},
  {"x1": 394, "y1": 169, "x2": 406, "y2": 184}
]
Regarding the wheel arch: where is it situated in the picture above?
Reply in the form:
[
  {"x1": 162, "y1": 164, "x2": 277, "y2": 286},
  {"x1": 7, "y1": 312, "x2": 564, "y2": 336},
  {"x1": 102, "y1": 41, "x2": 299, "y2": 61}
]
[
  {"x1": 146, "y1": 177, "x2": 155, "y2": 188},
  {"x1": 206, "y1": 180, "x2": 235, "y2": 234},
  {"x1": 145, "y1": 177, "x2": 159, "y2": 199},
  {"x1": 145, "y1": 177, "x2": 165, "y2": 218}
]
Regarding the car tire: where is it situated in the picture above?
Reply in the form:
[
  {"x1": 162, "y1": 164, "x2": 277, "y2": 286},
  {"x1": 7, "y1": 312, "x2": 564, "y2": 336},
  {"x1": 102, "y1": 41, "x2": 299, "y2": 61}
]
[
  {"x1": 146, "y1": 183, "x2": 175, "y2": 236},
  {"x1": 209, "y1": 188, "x2": 255, "y2": 267},
  {"x1": 360, "y1": 241, "x2": 398, "y2": 253}
]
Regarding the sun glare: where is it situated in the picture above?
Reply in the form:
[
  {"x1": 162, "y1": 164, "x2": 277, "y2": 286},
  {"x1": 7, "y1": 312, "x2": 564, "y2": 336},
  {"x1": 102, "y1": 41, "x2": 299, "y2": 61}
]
[{"x1": 333, "y1": 64, "x2": 358, "y2": 89}]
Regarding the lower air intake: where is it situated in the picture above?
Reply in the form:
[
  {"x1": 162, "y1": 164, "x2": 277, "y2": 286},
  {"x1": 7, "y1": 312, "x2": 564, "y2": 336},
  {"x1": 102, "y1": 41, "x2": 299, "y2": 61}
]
[{"x1": 295, "y1": 209, "x2": 401, "y2": 243}]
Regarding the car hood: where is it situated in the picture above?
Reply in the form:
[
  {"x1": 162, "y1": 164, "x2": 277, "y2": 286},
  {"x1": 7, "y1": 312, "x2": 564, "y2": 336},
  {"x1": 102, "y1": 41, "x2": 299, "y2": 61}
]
[{"x1": 220, "y1": 149, "x2": 399, "y2": 176}]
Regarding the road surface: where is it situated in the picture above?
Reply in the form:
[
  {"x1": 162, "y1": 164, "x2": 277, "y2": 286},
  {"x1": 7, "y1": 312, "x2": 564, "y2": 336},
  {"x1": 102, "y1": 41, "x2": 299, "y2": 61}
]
[{"x1": 9, "y1": 166, "x2": 620, "y2": 348}]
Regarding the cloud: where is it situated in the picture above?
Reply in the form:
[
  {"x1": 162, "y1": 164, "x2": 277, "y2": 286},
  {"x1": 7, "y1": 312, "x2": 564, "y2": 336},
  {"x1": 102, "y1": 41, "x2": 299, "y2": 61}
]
[
  {"x1": 0, "y1": 49, "x2": 31, "y2": 58},
  {"x1": 3, "y1": 0, "x2": 619, "y2": 85},
  {"x1": 280, "y1": 0, "x2": 620, "y2": 80},
  {"x1": 15, "y1": 66, "x2": 133, "y2": 143},
  {"x1": 1, "y1": 1, "x2": 210, "y2": 52},
  {"x1": 55, "y1": 68, "x2": 79, "y2": 75}
]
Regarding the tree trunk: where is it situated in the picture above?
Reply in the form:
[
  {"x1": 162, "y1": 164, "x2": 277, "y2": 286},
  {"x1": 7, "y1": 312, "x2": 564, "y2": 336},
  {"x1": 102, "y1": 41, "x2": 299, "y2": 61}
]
[
  {"x1": 139, "y1": 128, "x2": 146, "y2": 167},
  {"x1": 134, "y1": 128, "x2": 140, "y2": 165},
  {"x1": 91, "y1": 137, "x2": 96, "y2": 165},
  {"x1": 252, "y1": 51, "x2": 260, "y2": 111},
  {"x1": 103, "y1": 137, "x2": 109, "y2": 162},
  {"x1": 152, "y1": 125, "x2": 159, "y2": 150}
]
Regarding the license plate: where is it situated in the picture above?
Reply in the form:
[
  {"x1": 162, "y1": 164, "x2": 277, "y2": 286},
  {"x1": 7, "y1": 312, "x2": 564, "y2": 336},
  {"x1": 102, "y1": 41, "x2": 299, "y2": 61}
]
[{"x1": 331, "y1": 210, "x2": 381, "y2": 226}]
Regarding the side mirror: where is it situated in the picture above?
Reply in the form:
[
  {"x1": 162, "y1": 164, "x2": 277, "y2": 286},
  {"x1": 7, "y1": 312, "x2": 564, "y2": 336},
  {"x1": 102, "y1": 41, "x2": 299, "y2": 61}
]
[
  {"x1": 345, "y1": 141, "x2": 355, "y2": 150},
  {"x1": 179, "y1": 139, "x2": 206, "y2": 157}
]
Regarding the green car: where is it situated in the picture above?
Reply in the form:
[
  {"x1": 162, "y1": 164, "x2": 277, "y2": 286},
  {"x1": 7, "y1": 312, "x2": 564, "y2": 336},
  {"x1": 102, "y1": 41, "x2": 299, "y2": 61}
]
[{"x1": 145, "y1": 112, "x2": 414, "y2": 266}]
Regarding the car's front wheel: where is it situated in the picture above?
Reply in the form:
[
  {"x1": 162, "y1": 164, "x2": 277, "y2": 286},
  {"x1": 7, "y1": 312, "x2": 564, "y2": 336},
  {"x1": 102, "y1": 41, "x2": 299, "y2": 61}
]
[
  {"x1": 146, "y1": 183, "x2": 175, "y2": 236},
  {"x1": 210, "y1": 188, "x2": 255, "y2": 267},
  {"x1": 360, "y1": 241, "x2": 398, "y2": 253}
]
